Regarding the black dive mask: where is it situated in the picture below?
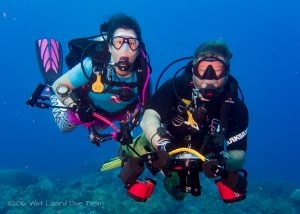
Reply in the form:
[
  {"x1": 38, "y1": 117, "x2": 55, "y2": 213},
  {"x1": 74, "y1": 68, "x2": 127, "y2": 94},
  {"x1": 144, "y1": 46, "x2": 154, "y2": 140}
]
[
  {"x1": 115, "y1": 57, "x2": 131, "y2": 71},
  {"x1": 193, "y1": 57, "x2": 228, "y2": 80},
  {"x1": 202, "y1": 65, "x2": 219, "y2": 80}
]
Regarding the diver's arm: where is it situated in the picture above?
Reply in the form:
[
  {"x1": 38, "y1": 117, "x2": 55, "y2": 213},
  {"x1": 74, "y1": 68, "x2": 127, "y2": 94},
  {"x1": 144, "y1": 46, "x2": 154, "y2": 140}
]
[
  {"x1": 225, "y1": 99, "x2": 248, "y2": 170},
  {"x1": 140, "y1": 109, "x2": 162, "y2": 149},
  {"x1": 52, "y1": 75, "x2": 76, "y2": 107},
  {"x1": 52, "y1": 57, "x2": 92, "y2": 107},
  {"x1": 141, "y1": 75, "x2": 188, "y2": 149},
  {"x1": 225, "y1": 150, "x2": 246, "y2": 170}
]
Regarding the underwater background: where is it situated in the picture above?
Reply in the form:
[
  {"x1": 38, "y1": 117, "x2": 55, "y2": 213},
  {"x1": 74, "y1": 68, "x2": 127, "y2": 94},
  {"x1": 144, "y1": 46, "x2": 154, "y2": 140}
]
[{"x1": 1, "y1": 0, "x2": 300, "y2": 213}]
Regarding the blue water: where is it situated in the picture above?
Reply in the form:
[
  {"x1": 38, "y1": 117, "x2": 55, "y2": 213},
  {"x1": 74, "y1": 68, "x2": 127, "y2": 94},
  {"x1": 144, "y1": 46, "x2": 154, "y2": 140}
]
[{"x1": 1, "y1": 0, "x2": 300, "y2": 210}]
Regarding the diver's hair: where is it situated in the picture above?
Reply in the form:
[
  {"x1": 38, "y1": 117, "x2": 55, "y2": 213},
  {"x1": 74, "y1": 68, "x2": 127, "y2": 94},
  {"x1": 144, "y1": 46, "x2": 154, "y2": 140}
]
[
  {"x1": 106, "y1": 13, "x2": 142, "y2": 41},
  {"x1": 193, "y1": 40, "x2": 232, "y2": 65}
]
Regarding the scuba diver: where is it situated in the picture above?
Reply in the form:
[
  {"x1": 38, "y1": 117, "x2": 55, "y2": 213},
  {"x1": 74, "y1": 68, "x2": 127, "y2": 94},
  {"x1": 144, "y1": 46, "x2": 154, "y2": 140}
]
[
  {"x1": 27, "y1": 13, "x2": 151, "y2": 146},
  {"x1": 115, "y1": 40, "x2": 248, "y2": 203}
]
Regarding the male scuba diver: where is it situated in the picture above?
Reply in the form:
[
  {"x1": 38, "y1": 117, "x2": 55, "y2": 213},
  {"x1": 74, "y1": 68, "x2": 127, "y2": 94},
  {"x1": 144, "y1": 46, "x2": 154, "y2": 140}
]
[
  {"x1": 118, "y1": 40, "x2": 248, "y2": 203},
  {"x1": 28, "y1": 13, "x2": 151, "y2": 146}
]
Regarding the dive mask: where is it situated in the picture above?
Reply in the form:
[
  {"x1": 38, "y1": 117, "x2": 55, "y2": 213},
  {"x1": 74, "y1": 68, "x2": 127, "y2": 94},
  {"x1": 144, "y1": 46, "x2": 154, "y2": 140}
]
[
  {"x1": 193, "y1": 57, "x2": 228, "y2": 80},
  {"x1": 111, "y1": 36, "x2": 140, "y2": 51}
]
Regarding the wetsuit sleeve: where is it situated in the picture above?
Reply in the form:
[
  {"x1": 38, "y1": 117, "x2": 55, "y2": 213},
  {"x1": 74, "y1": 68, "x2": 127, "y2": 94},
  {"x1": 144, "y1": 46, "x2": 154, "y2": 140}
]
[{"x1": 226, "y1": 99, "x2": 249, "y2": 151}]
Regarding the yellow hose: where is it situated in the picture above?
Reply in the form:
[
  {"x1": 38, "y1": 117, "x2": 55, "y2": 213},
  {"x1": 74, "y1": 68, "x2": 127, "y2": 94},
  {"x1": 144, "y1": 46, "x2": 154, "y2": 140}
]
[{"x1": 168, "y1": 148, "x2": 207, "y2": 162}]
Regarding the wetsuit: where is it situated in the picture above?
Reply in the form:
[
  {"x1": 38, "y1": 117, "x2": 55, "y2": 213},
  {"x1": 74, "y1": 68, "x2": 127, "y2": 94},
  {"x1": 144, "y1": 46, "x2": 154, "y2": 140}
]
[{"x1": 147, "y1": 72, "x2": 248, "y2": 155}]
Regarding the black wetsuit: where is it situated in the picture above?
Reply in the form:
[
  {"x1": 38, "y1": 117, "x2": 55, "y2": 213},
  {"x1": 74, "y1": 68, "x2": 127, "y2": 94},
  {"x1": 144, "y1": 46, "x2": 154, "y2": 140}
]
[{"x1": 148, "y1": 72, "x2": 248, "y2": 155}]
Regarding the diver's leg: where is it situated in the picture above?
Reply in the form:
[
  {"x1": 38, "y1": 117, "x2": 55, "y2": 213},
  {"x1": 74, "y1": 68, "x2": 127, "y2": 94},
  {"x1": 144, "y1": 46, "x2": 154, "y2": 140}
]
[
  {"x1": 119, "y1": 133, "x2": 154, "y2": 159},
  {"x1": 50, "y1": 94, "x2": 77, "y2": 133}
]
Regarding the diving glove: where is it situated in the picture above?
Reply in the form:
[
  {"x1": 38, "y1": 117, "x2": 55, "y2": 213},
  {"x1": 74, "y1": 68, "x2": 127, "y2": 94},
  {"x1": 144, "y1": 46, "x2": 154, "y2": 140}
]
[
  {"x1": 73, "y1": 103, "x2": 95, "y2": 123},
  {"x1": 203, "y1": 152, "x2": 228, "y2": 178},
  {"x1": 202, "y1": 159, "x2": 222, "y2": 178},
  {"x1": 151, "y1": 150, "x2": 170, "y2": 169}
]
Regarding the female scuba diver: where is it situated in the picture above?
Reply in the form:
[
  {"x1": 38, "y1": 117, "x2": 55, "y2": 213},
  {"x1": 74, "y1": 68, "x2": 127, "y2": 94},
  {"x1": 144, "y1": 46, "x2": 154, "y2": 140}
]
[{"x1": 49, "y1": 13, "x2": 151, "y2": 146}]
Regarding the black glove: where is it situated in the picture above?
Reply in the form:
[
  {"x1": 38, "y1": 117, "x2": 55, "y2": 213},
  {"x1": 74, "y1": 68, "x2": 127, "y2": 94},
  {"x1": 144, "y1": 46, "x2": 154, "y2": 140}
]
[
  {"x1": 73, "y1": 103, "x2": 95, "y2": 123},
  {"x1": 203, "y1": 151, "x2": 229, "y2": 178},
  {"x1": 151, "y1": 150, "x2": 170, "y2": 170},
  {"x1": 202, "y1": 159, "x2": 222, "y2": 178},
  {"x1": 116, "y1": 122, "x2": 133, "y2": 145}
]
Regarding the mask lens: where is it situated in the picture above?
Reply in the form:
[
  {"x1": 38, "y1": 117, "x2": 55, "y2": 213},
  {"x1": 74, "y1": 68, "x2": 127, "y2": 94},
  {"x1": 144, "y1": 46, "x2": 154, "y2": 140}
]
[
  {"x1": 112, "y1": 37, "x2": 124, "y2": 49},
  {"x1": 127, "y1": 38, "x2": 139, "y2": 51},
  {"x1": 111, "y1": 36, "x2": 139, "y2": 51},
  {"x1": 195, "y1": 58, "x2": 226, "y2": 80}
]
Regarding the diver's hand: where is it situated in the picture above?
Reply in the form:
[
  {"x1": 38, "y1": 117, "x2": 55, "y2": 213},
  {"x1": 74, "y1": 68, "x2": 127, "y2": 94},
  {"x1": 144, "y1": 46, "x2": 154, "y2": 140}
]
[
  {"x1": 202, "y1": 159, "x2": 223, "y2": 178},
  {"x1": 151, "y1": 150, "x2": 170, "y2": 169},
  {"x1": 203, "y1": 151, "x2": 228, "y2": 178},
  {"x1": 73, "y1": 103, "x2": 95, "y2": 123},
  {"x1": 144, "y1": 150, "x2": 171, "y2": 177}
]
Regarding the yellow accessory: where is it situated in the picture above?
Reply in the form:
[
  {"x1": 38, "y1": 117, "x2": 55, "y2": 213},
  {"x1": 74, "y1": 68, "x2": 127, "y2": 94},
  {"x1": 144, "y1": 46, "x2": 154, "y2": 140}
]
[
  {"x1": 168, "y1": 148, "x2": 207, "y2": 162},
  {"x1": 92, "y1": 73, "x2": 104, "y2": 93},
  {"x1": 99, "y1": 148, "x2": 208, "y2": 172},
  {"x1": 100, "y1": 157, "x2": 122, "y2": 172},
  {"x1": 181, "y1": 99, "x2": 191, "y2": 105},
  {"x1": 181, "y1": 99, "x2": 199, "y2": 130}
]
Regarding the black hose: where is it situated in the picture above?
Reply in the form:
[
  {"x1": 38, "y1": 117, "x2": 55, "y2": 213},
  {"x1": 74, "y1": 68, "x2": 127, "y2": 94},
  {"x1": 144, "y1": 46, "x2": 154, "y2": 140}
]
[{"x1": 155, "y1": 56, "x2": 193, "y2": 92}]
